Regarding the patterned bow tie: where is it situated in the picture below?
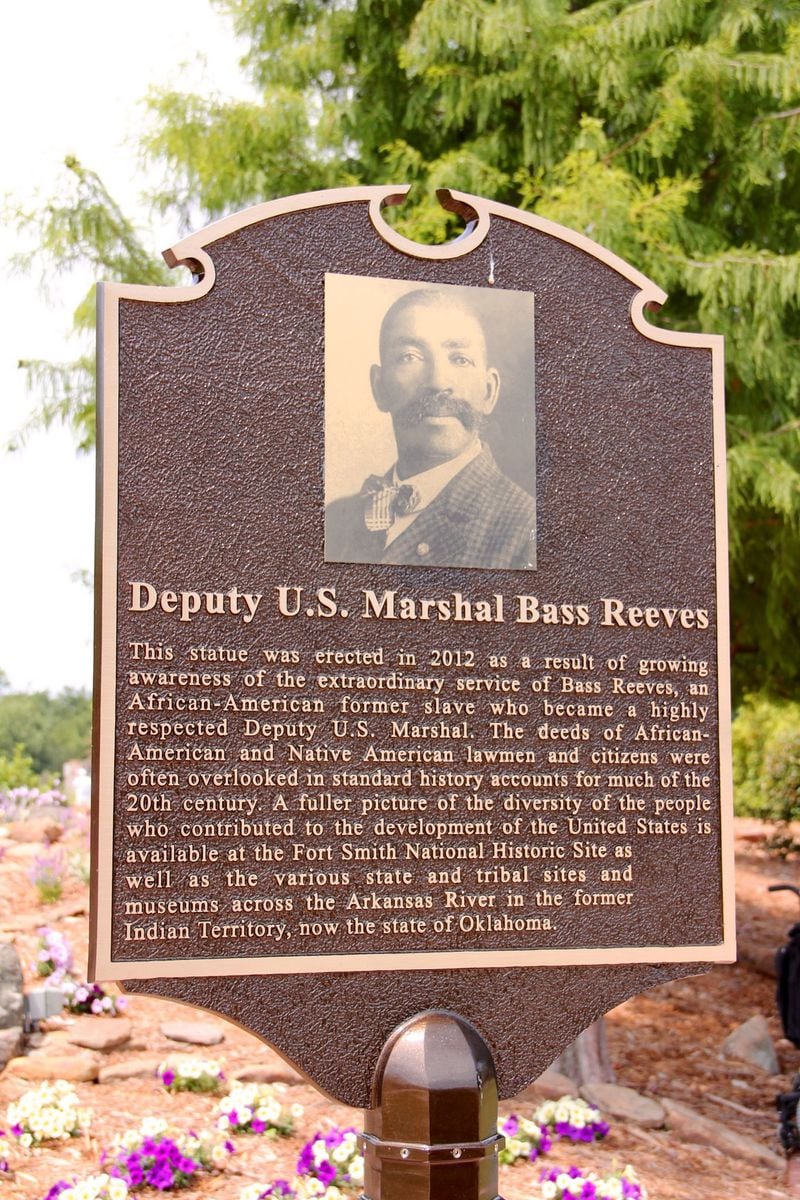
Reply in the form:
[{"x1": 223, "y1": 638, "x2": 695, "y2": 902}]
[{"x1": 361, "y1": 476, "x2": 420, "y2": 532}]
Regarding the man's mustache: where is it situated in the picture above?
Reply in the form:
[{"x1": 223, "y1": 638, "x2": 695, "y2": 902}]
[{"x1": 395, "y1": 390, "x2": 483, "y2": 431}]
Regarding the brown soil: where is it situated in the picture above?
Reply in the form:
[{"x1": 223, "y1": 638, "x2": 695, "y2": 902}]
[{"x1": 0, "y1": 818, "x2": 798, "y2": 1200}]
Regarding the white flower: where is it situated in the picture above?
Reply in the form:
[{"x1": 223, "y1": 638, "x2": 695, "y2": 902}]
[
  {"x1": 140, "y1": 1116, "x2": 168, "y2": 1137},
  {"x1": 211, "y1": 1143, "x2": 230, "y2": 1166},
  {"x1": 301, "y1": 1183, "x2": 325, "y2": 1198},
  {"x1": 74, "y1": 1180, "x2": 99, "y2": 1200},
  {"x1": 348, "y1": 1156, "x2": 364, "y2": 1184},
  {"x1": 107, "y1": 1178, "x2": 129, "y2": 1200},
  {"x1": 541, "y1": 1184, "x2": 557, "y2": 1200},
  {"x1": 240, "y1": 1187, "x2": 266, "y2": 1200}
]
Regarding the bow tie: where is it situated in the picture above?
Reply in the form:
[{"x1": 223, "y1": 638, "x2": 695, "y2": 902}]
[{"x1": 361, "y1": 476, "x2": 421, "y2": 532}]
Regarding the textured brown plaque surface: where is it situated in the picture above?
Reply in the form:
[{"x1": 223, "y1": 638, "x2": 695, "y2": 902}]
[{"x1": 92, "y1": 187, "x2": 733, "y2": 1105}]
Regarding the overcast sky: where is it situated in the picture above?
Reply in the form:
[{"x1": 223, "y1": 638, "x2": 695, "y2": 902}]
[{"x1": 1, "y1": 2, "x2": 253, "y2": 693}]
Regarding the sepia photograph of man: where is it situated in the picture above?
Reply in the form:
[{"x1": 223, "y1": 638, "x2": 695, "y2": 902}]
[{"x1": 324, "y1": 275, "x2": 536, "y2": 570}]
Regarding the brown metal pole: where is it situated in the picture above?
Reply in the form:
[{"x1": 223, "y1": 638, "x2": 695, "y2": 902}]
[{"x1": 360, "y1": 1010, "x2": 504, "y2": 1200}]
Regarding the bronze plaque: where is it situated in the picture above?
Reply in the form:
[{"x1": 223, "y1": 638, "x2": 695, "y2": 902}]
[{"x1": 91, "y1": 187, "x2": 734, "y2": 1105}]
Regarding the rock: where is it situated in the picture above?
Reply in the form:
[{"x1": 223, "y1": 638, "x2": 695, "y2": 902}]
[
  {"x1": 533, "y1": 1068, "x2": 578, "y2": 1100},
  {"x1": 0, "y1": 899, "x2": 86, "y2": 932},
  {"x1": 662, "y1": 1098, "x2": 784, "y2": 1169},
  {"x1": 160, "y1": 1020, "x2": 225, "y2": 1046},
  {"x1": 722, "y1": 1015, "x2": 779, "y2": 1074},
  {"x1": 38, "y1": 1016, "x2": 71, "y2": 1033},
  {"x1": 513, "y1": 1069, "x2": 577, "y2": 1104},
  {"x1": 232, "y1": 1061, "x2": 303, "y2": 1087},
  {"x1": 5, "y1": 1051, "x2": 100, "y2": 1082},
  {"x1": 0, "y1": 1027, "x2": 23, "y2": 1071},
  {"x1": 67, "y1": 1017, "x2": 132, "y2": 1053},
  {"x1": 37, "y1": 1031, "x2": 71, "y2": 1051},
  {"x1": 736, "y1": 944, "x2": 777, "y2": 979},
  {"x1": 580, "y1": 1083, "x2": 666, "y2": 1129},
  {"x1": 98, "y1": 1057, "x2": 162, "y2": 1084},
  {"x1": 0, "y1": 943, "x2": 24, "y2": 1032},
  {"x1": 0, "y1": 842, "x2": 40, "y2": 863},
  {"x1": 5, "y1": 818, "x2": 62, "y2": 844}
]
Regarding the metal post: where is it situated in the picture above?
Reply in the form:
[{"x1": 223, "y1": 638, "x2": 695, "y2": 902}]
[{"x1": 360, "y1": 1010, "x2": 504, "y2": 1200}]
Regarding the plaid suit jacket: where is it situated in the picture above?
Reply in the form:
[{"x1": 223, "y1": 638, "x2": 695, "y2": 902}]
[{"x1": 325, "y1": 445, "x2": 536, "y2": 570}]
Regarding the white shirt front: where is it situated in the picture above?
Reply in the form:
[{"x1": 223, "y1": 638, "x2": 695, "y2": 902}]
[{"x1": 384, "y1": 439, "x2": 482, "y2": 547}]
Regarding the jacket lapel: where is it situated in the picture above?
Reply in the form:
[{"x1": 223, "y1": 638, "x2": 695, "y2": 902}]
[{"x1": 382, "y1": 448, "x2": 496, "y2": 566}]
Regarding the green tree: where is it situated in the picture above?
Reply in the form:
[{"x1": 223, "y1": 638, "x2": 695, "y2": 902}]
[
  {"x1": 0, "y1": 689, "x2": 92, "y2": 777},
  {"x1": 10, "y1": 159, "x2": 171, "y2": 453},
  {"x1": 10, "y1": 0, "x2": 800, "y2": 698}
]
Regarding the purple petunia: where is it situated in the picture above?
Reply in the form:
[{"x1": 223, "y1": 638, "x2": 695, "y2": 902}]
[
  {"x1": 552, "y1": 1118, "x2": 609, "y2": 1144},
  {"x1": 296, "y1": 1141, "x2": 316, "y2": 1173},
  {"x1": 146, "y1": 1164, "x2": 174, "y2": 1190},
  {"x1": 126, "y1": 1165, "x2": 144, "y2": 1188},
  {"x1": 316, "y1": 1161, "x2": 336, "y2": 1186},
  {"x1": 42, "y1": 1183, "x2": 71, "y2": 1200}
]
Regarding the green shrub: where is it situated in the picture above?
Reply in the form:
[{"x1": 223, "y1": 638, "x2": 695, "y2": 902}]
[
  {"x1": 732, "y1": 694, "x2": 800, "y2": 823},
  {"x1": 0, "y1": 744, "x2": 39, "y2": 791},
  {"x1": 762, "y1": 726, "x2": 800, "y2": 826}
]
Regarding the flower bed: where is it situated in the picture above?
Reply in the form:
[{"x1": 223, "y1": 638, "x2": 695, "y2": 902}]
[
  {"x1": 5, "y1": 1081, "x2": 89, "y2": 1147},
  {"x1": 157, "y1": 1058, "x2": 225, "y2": 1094},
  {"x1": 215, "y1": 1082, "x2": 299, "y2": 1137},
  {"x1": 104, "y1": 1117, "x2": 234, "y2": 1190},
  {"x1": 296, "y1": 1127, "x2": 363, "y2": 1195}
]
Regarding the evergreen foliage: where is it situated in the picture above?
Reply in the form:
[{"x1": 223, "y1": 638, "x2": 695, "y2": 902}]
[
  {"x1": 9, "y1": 159, "x2": 170, "y2": 452},
  {"x1": 9, "y1": 0, "x2": 800, "y2": 697}
]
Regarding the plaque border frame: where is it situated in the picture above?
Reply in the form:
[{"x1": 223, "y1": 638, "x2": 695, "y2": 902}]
[{"x1": 90, "y1": 185, "x2": 735, "y2": 981}]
